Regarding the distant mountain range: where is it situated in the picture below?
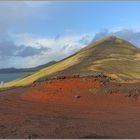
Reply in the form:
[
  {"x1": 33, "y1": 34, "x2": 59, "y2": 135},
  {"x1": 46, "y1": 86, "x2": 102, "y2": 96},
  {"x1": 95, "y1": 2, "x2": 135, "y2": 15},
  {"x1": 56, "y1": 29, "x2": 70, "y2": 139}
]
[{"x1": 0, "y1": 61, "x2": 57, "y2": 73}]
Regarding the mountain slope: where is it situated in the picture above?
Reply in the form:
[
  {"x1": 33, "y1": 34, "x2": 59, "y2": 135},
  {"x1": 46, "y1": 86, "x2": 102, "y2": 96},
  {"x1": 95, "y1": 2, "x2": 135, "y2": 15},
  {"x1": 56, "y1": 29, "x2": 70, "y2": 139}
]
[{"x1": 2, "y1": 36, "x2": 140, "y2": 88}]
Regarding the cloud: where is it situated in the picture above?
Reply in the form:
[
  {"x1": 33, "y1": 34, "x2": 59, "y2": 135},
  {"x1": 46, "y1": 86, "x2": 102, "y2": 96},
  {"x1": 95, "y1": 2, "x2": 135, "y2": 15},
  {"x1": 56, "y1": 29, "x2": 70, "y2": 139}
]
[
  {"x1": 0, "y1": 32, "x2": 93, "y2": 68},
  {"x1": 15, "y1": 45, "x2": 50, "y2": 57},
  {"x1": 0, "y1": 41, "x2": 18, "y2": 57},
  {"x1": 0, "y1": 40, "x2": 49, "y2": 58},
  {"x1": 93, "y1": 29, "x2": 109, "y2": 41},
  {"x1": 0, "y1": 1, "x2": 52, "y2": 68},
  {"x1": 1, "y1": 2, "x2": 140, "y2": 68},
  {"x1": 78, "y1": 35, "x2": 91, "y2": 45},
  {"x1": 0, "y1": 1, "x2": 49, "y2": 41},
  {"x1": 0, "y1": 2, "x2": 93, "y2": 68},
  {"x1": 1, "y1": 28, "x2": 140, "y2": 69},
  {"x1": 13, "y1": 33, "x2": 92, "y2": 68}
]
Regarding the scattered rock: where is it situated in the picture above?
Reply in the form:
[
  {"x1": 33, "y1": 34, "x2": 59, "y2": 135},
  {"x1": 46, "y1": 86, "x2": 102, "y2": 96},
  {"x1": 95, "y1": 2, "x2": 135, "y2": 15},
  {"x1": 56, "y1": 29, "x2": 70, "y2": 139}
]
[
  {"x1": 25, "y1": 119, "x2": 31, "y2": 122},
  {"x1": 100, "y1": 81, "x2": 106, "y2": 86},
  {"x1": 11, "y1": 128, "x2": 17, "y2": 133},
  {"x1": 108, "y1": 90, "x2": 113, "y2": 94},
  {"x1": 74, "y1": 95, "x2": 81, "y2": 99},
  {"x1": 0, "y1": 125, "x2": 6, "y2": 129},
  {"x1": 128, "y1": 93, "x2": 132, "y2": 97},
  {"x1": 58, "y1": 76, "x2": 66, "y2": 80},
  {"x1": 133, "y1": 94, "x2": 139, "y2": 98},
  {"x1": 127, "y1": 89, "x2": 140, "y2": 98},
  {"x1": 118, "y1": 84, "x2": 121, "y2": 87},
  {"x1": 73, "y1": 74, "x2": 80, "y2": 78},
  {"x1": 135, "y1": 89, "x2": 140, "y2": 94},
  {"x1": 27, "y1": 134, "x2": 39, "y2": 138}
]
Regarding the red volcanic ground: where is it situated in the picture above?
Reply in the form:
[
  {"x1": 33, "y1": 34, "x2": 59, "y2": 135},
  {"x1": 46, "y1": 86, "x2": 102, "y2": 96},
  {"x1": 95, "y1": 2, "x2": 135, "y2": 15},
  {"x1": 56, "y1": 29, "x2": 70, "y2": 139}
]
[
  {"x1": 23, "y1": 78, "x2": 100, "y2": 103},
  {"x1": 0, "y1": 77, "x2": 140, "y2": 138}
]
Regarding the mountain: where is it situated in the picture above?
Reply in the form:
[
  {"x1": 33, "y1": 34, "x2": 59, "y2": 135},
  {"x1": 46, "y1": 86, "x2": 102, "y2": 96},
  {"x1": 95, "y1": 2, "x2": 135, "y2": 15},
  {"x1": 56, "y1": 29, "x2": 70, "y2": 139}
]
[
  {"x1": 2, "y1": 36, "x2": 140, "y2": 88},
  {"x1": 0, "y1": 61, "x2": 56, "y2": 73}
]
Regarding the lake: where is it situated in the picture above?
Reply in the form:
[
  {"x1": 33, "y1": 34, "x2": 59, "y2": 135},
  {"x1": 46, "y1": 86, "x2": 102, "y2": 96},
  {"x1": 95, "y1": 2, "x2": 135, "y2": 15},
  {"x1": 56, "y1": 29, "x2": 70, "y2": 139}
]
[{"x1": 0, "y1": 72, "x2": 33, "y2": 83}]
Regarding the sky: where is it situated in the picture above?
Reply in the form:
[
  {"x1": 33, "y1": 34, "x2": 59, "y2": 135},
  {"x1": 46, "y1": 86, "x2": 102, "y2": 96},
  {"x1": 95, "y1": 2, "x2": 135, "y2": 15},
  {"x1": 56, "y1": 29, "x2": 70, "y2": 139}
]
[{"x1": 1, "y1": 1, "x2": 140, "y2": 68}]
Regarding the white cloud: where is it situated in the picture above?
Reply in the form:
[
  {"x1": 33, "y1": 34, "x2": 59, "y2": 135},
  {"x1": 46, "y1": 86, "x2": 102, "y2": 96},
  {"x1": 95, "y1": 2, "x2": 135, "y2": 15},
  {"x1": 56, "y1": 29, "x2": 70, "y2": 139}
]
[
  {"x1": 10, "y1": 33, "x2": 93, "y2": 68},
  {"x1": 0, "y1": 1, "x2": 93, "y2": 68},
  {"x1": 2, "y1": 27, "x2": 140, "y2": 68}
]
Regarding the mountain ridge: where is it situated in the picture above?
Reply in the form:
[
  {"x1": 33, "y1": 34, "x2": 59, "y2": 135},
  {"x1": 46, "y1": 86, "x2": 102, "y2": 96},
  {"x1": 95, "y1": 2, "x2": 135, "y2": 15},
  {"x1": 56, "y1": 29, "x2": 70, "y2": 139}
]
[{"x1": 0, "y1": 61, "x2": 57, "y2": 73}]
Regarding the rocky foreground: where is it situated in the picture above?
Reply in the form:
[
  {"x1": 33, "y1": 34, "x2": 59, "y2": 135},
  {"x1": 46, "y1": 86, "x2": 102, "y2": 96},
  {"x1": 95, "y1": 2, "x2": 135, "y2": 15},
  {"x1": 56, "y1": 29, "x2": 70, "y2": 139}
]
[{"x1": 0, "y1": 76, "x2": 140, "y2": 138}]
